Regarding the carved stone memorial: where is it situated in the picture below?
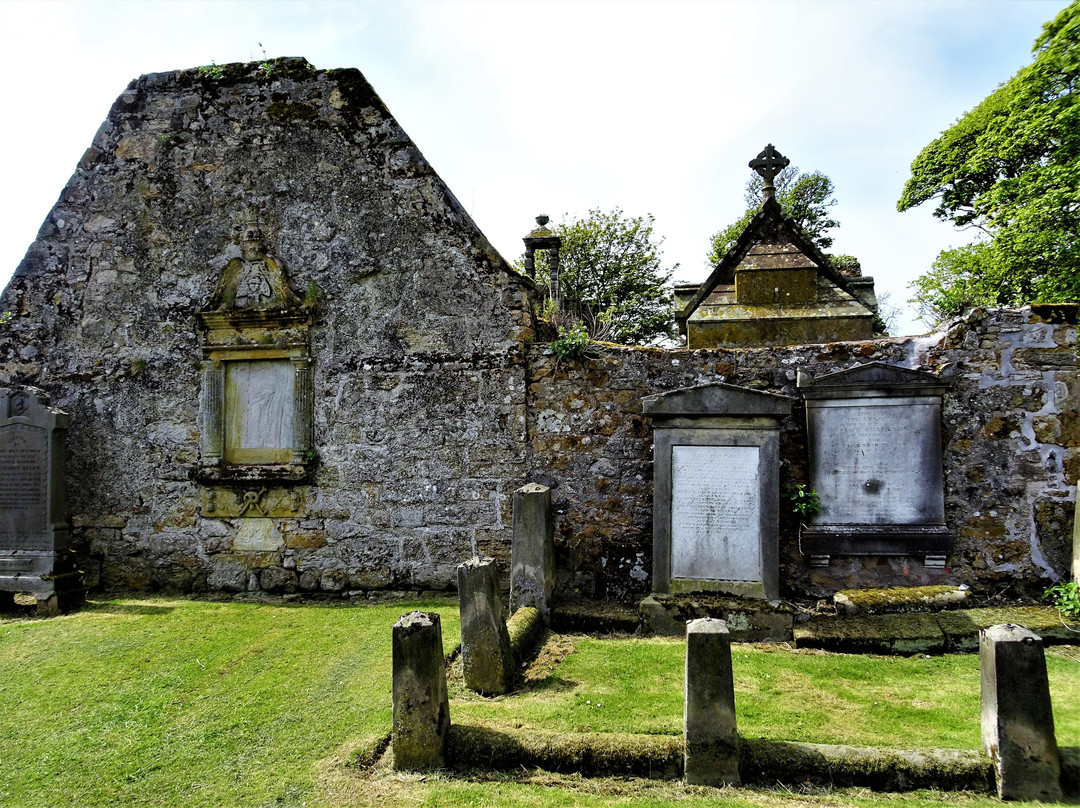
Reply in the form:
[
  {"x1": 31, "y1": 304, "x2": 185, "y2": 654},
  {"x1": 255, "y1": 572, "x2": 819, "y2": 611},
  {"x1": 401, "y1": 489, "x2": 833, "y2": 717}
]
[
  {"x1": 798, "y1": 362, "x2": 949, "y2": 562},
  {"x1": 0, "y1": 387, "x2": 82, "y2": 614},
  {"x1": 644, "y1": 382, "x2": 792, "y2": 600}
]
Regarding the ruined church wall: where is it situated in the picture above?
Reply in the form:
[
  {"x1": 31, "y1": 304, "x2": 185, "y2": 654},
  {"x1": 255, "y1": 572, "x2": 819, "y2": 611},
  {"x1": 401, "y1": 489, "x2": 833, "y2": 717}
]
[
  {"x1": 526, "y1": 305, "x2": 1077, "y2": 601},
  {"x1": 0, "y1": 60, "x2": 534, "y2": 595}
]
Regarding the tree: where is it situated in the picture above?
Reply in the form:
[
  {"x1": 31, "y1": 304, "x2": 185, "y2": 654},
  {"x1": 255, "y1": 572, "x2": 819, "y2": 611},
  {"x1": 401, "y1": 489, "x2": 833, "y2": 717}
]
[
  {"x1": 898, "y1": 2, "x2": 1080, "y2": 322},
  {"x1": 707, "y1": 167, "x2": 840, "y2": 265},
  {"x1": 528, "y1": 208, "x2": 676, "y2": 346}
]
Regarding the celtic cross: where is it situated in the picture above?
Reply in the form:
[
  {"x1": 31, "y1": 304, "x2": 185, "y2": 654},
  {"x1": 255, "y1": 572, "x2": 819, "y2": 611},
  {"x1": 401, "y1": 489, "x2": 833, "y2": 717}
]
[{"x1": 749, "y1": 144, "x2": 790, "y2": 200}]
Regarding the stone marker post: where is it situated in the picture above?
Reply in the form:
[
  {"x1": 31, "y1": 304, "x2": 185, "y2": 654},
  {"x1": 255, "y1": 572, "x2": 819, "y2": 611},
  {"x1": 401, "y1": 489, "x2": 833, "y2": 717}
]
[
  {"x1": 392, "y1": 611, "x2": 450, "y2": 770},
  {"x1": 0, "y1": 386, "x2": 82, "y2": 615},
  {"x1": 684, "y1": 618, "x2": 740, "y2": 786},
  {"x1": 511, "y1": 483, "x2": 554, "y2": 621},
  {"x1": 980, "y1": 623, "x2": 1061, "y2": 801},
  {"x1": 458, "y1": 556, "x2": 515, "y2": 695}
]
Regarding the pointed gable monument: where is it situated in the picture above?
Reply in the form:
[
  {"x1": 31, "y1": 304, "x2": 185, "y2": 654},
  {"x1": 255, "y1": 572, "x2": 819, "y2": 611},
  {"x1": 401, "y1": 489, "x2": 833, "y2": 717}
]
[{"x1": 676, "y1": 145, "x2": 878, "y2": 348}]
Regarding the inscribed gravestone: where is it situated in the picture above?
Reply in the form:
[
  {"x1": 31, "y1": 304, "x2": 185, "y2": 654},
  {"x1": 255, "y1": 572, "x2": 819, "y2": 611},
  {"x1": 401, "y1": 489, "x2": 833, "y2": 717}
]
[
  {"x1": 644, "y1": 382, "x2": 792, "y2": 600},
  {"x1": 798, "y1": 363, "x2": 949, "y2": 558},
  {"x1": 0, "y1": 387, "x2": 82, "y2": 614}
]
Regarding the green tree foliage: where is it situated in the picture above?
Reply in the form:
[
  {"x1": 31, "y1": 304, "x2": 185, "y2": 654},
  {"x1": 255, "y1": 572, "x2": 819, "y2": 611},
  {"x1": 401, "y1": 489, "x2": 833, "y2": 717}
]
[
  {"x1": 898, "y1": 2, "x2": 1080, "y2": 322},
  {"x1": 707, "y1": 167, "x2": 840, "y2": 265},
  {"x1": 529, "y1": 208, "x2": 676, "y2": 345}
]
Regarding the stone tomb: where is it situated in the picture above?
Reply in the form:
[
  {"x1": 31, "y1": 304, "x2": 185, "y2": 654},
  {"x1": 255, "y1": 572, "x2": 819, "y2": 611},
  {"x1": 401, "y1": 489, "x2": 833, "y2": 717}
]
[
  {"x1": 644, "y1": 383, "x2": 792, "y2": 600},
  {"x1": 797, "y1": 363, "x2": 949, "y2": 562},
  {"x1": 0, "y1": 387, "x2": 82, "y2": 614}
]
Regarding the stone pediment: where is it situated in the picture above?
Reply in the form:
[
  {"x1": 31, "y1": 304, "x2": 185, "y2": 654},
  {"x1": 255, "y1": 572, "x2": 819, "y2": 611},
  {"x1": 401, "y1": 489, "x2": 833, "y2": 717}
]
[
  {"x1": 797, "y1": 362, "x2": 948, "y2": 398},
  {"x1": 643, "y1": 382, "x2": 793, "y2": 418}
]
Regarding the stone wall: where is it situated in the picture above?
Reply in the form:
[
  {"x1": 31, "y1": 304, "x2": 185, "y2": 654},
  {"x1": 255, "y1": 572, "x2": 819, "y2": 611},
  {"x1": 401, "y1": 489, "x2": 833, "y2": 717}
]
[
  {"x1": 525, "y1": 305, "x2": 1077, "y2": 601},
  {"x1": 0, "y1": 59, "x2": 535, "y2": 595}
]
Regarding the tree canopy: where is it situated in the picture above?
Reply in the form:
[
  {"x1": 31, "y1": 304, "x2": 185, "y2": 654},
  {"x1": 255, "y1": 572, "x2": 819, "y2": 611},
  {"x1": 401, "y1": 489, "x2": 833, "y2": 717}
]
[
  {"x1": 898, "y1": 1, "x2": 1080, "y2": 322},
  {"x1": 528, "y1": 208, "x2": 676, "y2": 346},
  {"x1": 707, "y1": 167, "x2": 840, "y2": 265}
]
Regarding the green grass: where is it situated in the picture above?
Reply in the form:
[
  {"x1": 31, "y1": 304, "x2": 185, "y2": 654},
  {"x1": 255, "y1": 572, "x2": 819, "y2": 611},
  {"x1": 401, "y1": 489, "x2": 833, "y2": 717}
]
[
  {"x1": 0, "y1": 597, "x2": 1076, "y2": 808},
  {"x1": 453, "y1": 636, "x2": 1079, "y2": 750}
]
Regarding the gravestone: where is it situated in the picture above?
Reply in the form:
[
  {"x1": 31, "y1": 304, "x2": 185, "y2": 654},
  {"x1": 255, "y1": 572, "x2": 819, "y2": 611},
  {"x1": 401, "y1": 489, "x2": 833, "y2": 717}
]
[
  {"x1": 0, "y1": 387, "x2": 82, "y2": 614},
  {"x1": 510, "y1": 482, "x2": 555, "y2": 621},
  {"x1": 644, "y1": 382, "x2": 792, "y2": 600},
  {"x1": 392, "y1": 611, "x2": 450, "y2": 770},
  {"x1": 684, "y1": 617, "x2": 740, "y2": 786},
  {"x1": 457, "y1": 556, "x2": 514, "y2": 695},
  {"x1": 798, "y1": 363, "x2": 949, "y2": 563}
]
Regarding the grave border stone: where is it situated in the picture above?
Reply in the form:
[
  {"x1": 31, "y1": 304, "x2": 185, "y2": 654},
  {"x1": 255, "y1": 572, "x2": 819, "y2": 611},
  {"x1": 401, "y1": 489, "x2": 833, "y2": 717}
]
[
  {"x1": 644, "y1": 382, "x2": 792, "y2": 600},
  {"x1": 0, "y1": 386, "x2": 82, "y2": 614}
]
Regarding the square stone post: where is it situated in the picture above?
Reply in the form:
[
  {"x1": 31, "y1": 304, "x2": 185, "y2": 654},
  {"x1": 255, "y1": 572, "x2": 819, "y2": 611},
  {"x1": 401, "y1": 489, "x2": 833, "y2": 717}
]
[
  {"x1": 980, "y1": 623, "x2": 1061, "y2": 801},
  {"x1": 510, "y1": 483, "x2": 554, "y2": 621},
  {"x1": 392, "y1": 611, "x2": 450, "y2": 770},
  {"x1": 458, "y1": 556, "x2": 514, "y2": 695},
  {"x1": 684, "y1": 618, "x2": 740, "y2": 786}
]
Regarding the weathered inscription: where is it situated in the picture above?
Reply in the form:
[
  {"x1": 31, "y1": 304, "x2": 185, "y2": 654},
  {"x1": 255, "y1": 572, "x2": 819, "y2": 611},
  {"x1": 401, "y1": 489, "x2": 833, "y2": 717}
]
[
  {"x1": 0, "y1": 423, "x2": 49, "y2": 549},
  {"x1": 671, "y1": 445, "x2": 760, "y2": 582}
]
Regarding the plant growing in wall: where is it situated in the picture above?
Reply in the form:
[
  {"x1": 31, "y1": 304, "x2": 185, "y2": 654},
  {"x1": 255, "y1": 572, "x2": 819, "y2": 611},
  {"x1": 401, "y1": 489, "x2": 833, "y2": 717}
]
[
  {"x1": 550, "y1": 322, "x2": 590, "y2": 363},
  {"x1": 786, "y1": 484, "x2": 821, "y2": 519},
  {"x1": 1044, "y1": 581, "x2": 1080, "y2": 623}
]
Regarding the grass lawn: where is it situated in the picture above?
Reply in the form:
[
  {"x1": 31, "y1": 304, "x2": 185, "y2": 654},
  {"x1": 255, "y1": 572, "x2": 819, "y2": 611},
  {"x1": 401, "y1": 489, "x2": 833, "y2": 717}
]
[{"x1": 0, "y1": 596, "x2": 1075, "y2": 808}]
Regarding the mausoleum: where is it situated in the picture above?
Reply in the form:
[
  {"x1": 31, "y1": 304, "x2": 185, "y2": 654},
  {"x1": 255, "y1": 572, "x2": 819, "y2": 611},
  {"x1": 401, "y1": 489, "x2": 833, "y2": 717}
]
[{"x1": 0, "y1": 59, "x2": 1075, "y2": 609}]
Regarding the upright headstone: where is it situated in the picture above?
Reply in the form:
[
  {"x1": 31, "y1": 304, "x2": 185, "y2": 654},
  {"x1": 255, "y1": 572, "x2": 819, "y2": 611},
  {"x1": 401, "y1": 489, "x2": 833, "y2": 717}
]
[
  {"x1": 510, "y1": 483, "x2": 555, "y2": 620},
  {"x1": 392, "y1": 611, "x2": 450, "y2": 770},
  {"x1": 798, "y1": 363, "x2": 949, "y2": 563},
  {"x1": 0, "y1": 387, "x2": 81, "y2": 615},
  {"x1": 458, "y1": 556, "x2": 515, "y2": 695},
  {"x1": 684, "y1": 618, "x2": 740, "y2": 786},
  {"x1": 980, "y1": 623, "x2": 1062, "y2": 801},
  {"x1": 644, "y1": 383, "x2": 792, "y2": 600}
]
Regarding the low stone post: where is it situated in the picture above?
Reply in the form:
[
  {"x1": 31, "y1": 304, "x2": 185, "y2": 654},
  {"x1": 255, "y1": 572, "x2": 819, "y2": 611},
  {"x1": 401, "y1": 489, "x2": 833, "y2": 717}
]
[
  {"x1": 980, "y1": 623, "x2": 1061, "y2": 801},
  {"x1": 392, "y1": 611, "x2": 450, "y2": 770},
  {"x1": 684, "y1": 618, "x2": 740, "y2": 786},
  {"x1": 458, "y1": 556, "x2": 515, "y2": 695},
  {"x1": 511, "y1": 483, "x2": 555, "y2": 621}
]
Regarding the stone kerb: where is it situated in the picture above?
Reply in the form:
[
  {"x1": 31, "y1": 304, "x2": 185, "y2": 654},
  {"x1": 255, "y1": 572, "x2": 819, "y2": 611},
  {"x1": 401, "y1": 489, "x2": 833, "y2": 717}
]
[
  {"x1": 510, "y1": 483, "x2": 554, "y2": 621},
  {"x1": 684, "y1": 617, "x2": 740, "y2": 786},
  {"x1": 980, "y1": 623, "x2": 1062, "y2": 801},
  {"x1": 392, "y1": 611, "x2": 450, "y2": 770},
  {"x1": 458, "y1": 556, "x2": 515, "y2": 695}
]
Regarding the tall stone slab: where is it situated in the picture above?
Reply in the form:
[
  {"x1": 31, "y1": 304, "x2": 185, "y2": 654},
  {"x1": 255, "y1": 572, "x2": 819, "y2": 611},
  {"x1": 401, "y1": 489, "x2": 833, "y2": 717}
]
[
  {"x1": 980, "y1": 623, "x2": 1061, "y2": 801},
  {"x1": 644, "y1": 383, "x2": 792, "y2": 600},
  {"x1": 0, "y1": 387, "x2": 81, "y2": 615},
  {"x1": 458, "y1": 556, "x2": 514, "y2": 695},
  {"x1": 392, "y1": 611, "x2": 450, "y2": 770},
  {"x1": 684, "y1": 618, "x2": 740, "y2": 786},
  {"x1": 510, "y1": 483, "x2": 555, "y2": 620},
  {"x1": 798, "y1": 363, "x2": 949, "y2": 563}
]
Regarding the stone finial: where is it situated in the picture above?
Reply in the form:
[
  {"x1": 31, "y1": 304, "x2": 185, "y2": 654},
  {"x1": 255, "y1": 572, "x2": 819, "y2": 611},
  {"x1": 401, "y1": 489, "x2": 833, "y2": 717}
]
[
  {"x1": 749, "y1": 144, "x2": 790, "y2": 202},
  {"x1": 522, "y1": 216, "x2": 562, "y2": 300}
]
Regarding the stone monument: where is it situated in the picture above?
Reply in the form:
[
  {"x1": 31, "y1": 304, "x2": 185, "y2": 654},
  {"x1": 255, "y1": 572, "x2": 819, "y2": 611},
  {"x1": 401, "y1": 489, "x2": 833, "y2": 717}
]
[
  {"x1": 643, "y1": 382, "x2": 792, "y2": 600},
  {"x1": 797, "y1": 363, "x2": 949, "y2": 565},
  {"x1": 0, "y1": 386, "x2": 82, "y2": 614}
]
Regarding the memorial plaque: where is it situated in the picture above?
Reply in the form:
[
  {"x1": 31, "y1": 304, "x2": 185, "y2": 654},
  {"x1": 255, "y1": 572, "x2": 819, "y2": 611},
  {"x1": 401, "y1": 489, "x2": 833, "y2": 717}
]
[
  {"x1": 0, "y1": 386, "x2": 82, "y2": 614},
  {"x1": 224, "y1": 359, "x2": 295, "y2": 463},
  {"x1": 798, "y1": 363, "x2": 949, "y2": 557},
  {"x1": 671, "y1": 445, "x2": 760, "y2": 581},
  {"x1": 644, "y1": 382, "x2": 792, "y2": 600}
]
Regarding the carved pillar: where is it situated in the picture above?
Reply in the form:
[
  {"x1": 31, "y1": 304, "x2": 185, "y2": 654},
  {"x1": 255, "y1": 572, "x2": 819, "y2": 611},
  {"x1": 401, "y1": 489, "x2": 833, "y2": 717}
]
[
  {"x1": 291, "y1": 357, "x2": 314, "y2": 463},
  {"x1": 200, "y1": 360, "x2": 225, "y2": 465}
]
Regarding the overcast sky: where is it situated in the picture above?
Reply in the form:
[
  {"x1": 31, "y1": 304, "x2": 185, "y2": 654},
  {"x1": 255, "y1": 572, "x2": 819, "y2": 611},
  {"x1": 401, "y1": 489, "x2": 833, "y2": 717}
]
[{"x1": 0, "y1": 0, "x2": 1068, "y2": 336}]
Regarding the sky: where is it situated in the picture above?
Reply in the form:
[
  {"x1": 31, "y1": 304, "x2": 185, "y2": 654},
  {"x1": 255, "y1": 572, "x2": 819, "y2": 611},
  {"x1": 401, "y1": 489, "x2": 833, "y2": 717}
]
[{"x1": 0, "y1": 0, "x2": 1069, "y2": 337}]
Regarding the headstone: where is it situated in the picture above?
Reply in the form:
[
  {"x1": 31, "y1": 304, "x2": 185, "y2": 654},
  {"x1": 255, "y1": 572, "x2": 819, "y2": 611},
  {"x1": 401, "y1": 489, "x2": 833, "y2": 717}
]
[
  {"x1": 510, "y1": 483, "x2": 555, "y2": 620},
  {"x1": 392, "y1": 611, "x2": 450, "y2": 770},
  {"x1": 798, "y1": 363, "x2": 949, "y2": 560},
  {"x1": 644, "y1": 383, "x2": 792, "y2": 600},
  {"x1": 684, "y1": 618, "x2": 740, "y2": 786},
  {"x1": 980, "y1": 623, "x2": 1062, "y2": 801},
  {"x1": 0, "y1": 387, "x2": 81, "y2": 615},
  {"x1": 458, "y1": 556, "x2": 514, "y2": 695}
]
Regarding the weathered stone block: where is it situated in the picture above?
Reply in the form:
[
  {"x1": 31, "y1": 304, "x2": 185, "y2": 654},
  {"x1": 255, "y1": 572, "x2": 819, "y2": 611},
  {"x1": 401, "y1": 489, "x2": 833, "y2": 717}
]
[
  {"x1": 684, "y1": 618, "x2": 740, "y2": 786},
  {"x1": 457, "y1": 556, "x2": 514, "y2": 695},
  {"x1": 510, "y1": 483, "x2": 554, "y2": 620},
  {"x1": 392, "y1": 611, "x2": 450, "y2": 770},
  {"x1": 980, "y1": 623, "x2": 1061, "y2": 801}
]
